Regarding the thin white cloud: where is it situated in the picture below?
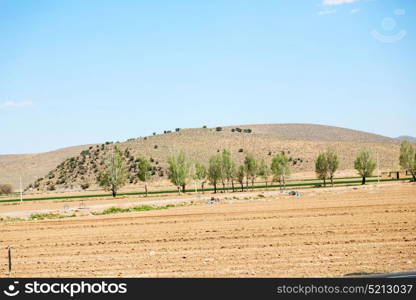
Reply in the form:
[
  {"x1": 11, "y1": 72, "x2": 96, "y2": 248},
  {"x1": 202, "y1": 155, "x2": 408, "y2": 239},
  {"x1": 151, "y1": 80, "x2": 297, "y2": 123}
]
[
  {"x1": 0, "y1": 101, "x2": 33, "y2": 109},
  {"x1": 323, "y1": 0, "x2": 359, "y2": 6},
  {"x1": 318, "y1": 9, "x2": 337, "y2": 15},
  {"x1": 350, "y1": 8, "x2": 360, "y2": 14}
]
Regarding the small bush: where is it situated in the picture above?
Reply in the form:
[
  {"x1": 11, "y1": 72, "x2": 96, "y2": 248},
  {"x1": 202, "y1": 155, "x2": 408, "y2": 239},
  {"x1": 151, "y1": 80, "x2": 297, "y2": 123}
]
[
  {"x1": 93, "y1": 204, "x2": 175, "y2": 215},
  {"x1": 216, "y1": 127, "x2": 223, "y2": 132},
  {"x1": 0, "y1": 184, "x2": 12, "y2": 195},
  {"x1": 81, "y1": 183, "x2": 90, "y2": 190},
  {"x1": 238, "y1": 148, "x2": 244, "y2": 153},
  {"x1": 202, "y1": 125, "x2": 207, "y2": 128},
  {"x1": 175, "y1": 128, "x2": 181, "y2": 132}
]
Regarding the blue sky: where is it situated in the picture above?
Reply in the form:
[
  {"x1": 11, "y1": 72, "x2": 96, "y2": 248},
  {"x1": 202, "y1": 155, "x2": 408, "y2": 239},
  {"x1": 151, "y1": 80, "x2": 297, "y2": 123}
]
[{"x1": 1, "y1": 0, "x2": 415, "y2": 154}]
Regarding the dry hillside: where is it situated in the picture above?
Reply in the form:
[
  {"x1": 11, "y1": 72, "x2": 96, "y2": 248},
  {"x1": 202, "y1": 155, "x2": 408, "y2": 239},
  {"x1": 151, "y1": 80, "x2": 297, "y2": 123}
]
[
  {"x1": 0, "y1": 145, "x2": 94, "y2": 190},
  {"x1": 24, "y1": 124, "x2": 403, "y2": 193}
]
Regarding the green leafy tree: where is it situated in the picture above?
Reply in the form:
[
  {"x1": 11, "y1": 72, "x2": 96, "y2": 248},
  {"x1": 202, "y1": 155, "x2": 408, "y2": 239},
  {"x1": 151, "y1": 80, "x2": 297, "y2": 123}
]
[
  {"x1": 258, "y1": 159, "x2": 271, "y2": 188},
  {"x1": 221, "y1": 149, "x2": 232, "y2": 191},
  {"x1": 208, "y1": 155, "x2": 223, "y2": 193},
  {"x1": 354, "y1": 149, "x2": 377, "y2": 185},
  {"x1": 244, "y1": 154, "x2": 258, "y2": 188},
  {"x1": 195, "y1": 162, "x2": 207, "y2": 193},
  {"x1": 229, "y1": 161, "x2": 237, "y2": 192},
  {"x1": 271, "y1": 153, "x2": 291, "y2": 190},
  {"x1": 399, "y1": 141, "x2": 416, "y2": 181},
  {"x1": 136, "y1": 157, "x2": 152, "y2": 196},
  {"x1": 326, "y1": 149, "x2": 339, "y2": 187},
  {"x1": 168, "y1": 151, "x2": 191, "y2": 193},
  {"x1": 236, "y1": 165, "x2": 246, "y2": 191},
  {"x1": 97, "y1": 146, "x2": 128, "y2": 197},
  {"x1": 315, "y1": 152, "x2": 329, "y2": 187}
]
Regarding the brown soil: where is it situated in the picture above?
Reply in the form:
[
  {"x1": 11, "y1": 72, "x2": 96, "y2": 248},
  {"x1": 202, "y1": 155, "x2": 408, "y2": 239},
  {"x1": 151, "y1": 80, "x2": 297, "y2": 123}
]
[{"x1": 0, "y1": 183, "x2": 415, "y2": 277}]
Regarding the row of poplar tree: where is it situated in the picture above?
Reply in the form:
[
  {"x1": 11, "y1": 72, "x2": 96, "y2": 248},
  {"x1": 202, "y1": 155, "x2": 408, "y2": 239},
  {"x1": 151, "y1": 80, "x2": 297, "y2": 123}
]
[{"x1": 98, "y1": 141, "x2": 416, "y2": 197}]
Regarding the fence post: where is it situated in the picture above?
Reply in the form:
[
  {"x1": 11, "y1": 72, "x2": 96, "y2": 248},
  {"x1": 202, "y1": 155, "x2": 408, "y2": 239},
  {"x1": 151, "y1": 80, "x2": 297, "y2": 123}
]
[{"x1": 8, "y1": 246, "x2": 12, "y2": 274}]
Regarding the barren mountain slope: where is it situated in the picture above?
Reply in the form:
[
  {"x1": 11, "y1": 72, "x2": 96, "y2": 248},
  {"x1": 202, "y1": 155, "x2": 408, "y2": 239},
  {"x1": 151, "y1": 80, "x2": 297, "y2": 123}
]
[
  {"x1": 224, "y1": 124, "x2": 399, "y2": 144},
  {"x1": 0, "y1": 145, "x2": 93, "y2": 190}
]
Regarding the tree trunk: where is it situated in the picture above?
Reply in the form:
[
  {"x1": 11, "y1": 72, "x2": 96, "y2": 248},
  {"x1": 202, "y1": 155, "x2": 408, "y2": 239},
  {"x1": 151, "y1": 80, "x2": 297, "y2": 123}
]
[
  {"x1": 412, "y1": 171, "x2": 416, "y2": 182},
  {"x1": 362, "y1": 176, "x2": 366, "y2": 185},
  {"x1": 182, "y1": 184, "x2": 186, "y2": 193},
  {"x1": 201, "y1": 182, "x2": 205, "y2": 193},
  {"x1": 222, "y1": 181, "x2": 225, "y2": 193},
  {"x1": 251, "y1": 178, "x2": 255, "y2": 190},
  {"x1": 145, "y1": 183, "x2": 148, "y2": 197},
  {"x1": 323, "y1": 178, "x2": 326, "y2": 187},
  {"x1": 112, "y1": 189, "x2": 116, "y2": 198},
  {"x1": 240, "y1": 183, "x2": 243, "y2": 191},
  {"x1": 246, "y1": 178, "x2": 249, "y2": 189},
  {"x1": 231, "y1": 180, "x2": 235, "y2": 192},
  {"x1": 266, "y1": 180, "x2": 268, "y2": 188},
  {"x1": 214, "y1": 183, "x2": 217, "y2": 193},
  {"x1": 331, "y1": 176, "x2": 334, "y2": 187}
]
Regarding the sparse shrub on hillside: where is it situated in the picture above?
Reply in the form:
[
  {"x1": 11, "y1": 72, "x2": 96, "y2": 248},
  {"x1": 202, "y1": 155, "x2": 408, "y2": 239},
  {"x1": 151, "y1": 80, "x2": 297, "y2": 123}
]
[
  {"x1": 0, "y1": 184, "x2": 13, "y2": 195},
  {"x1": 154, "y1": 145, "x2": 158, "y2": 149},
  {"x1": 202, "y1": 125, "x2": 207, "y2": 128},
  {"x1": 231, "y1": 129, "x2": 235, "y2": 132},
  {"x1": 216, "y1": 127, "x2": 223, "y2": 132},
  {"x1": 354, "y1": 149, "x2": 376, "y2": 185},
  {"x1": 47, "y1": 185, "x2": 56, "y2": 191},
  {"x1": 81, "y1": 183, "x2": 89, "y2": 190},
  {"x1": 175, "y1": 128, "x2": 181, "y2": 132},
  {"x1": 153, "y1": 132, "x2": 156, "y2": 136},
  {"x1": 238, "y1": 148, "x2": 244, "y2": 153},
  {"x1": 243, "y1": 129, "x2": 252, "y2": 133},
  {"x1": 236, "y1": 128, "x2": 242, "y2": 133},
  {"x1": 80, "y1": 150, "x2": 89, "y2": 157}
]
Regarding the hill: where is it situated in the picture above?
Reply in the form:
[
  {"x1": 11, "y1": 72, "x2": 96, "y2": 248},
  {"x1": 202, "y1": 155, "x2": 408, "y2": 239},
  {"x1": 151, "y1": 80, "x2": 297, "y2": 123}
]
[
  {"x1": 224, "y1": 124, "x2": 398, "y2": 144},
  {"x1": 0, "y1": 145, "x2": 94, "y2": 190},
  {"x1": 396, "y1": 136, "x2": 416, "y2": 143},
  {"x1": 18, "y1": 124, "x2": 402, "y2": 193}
]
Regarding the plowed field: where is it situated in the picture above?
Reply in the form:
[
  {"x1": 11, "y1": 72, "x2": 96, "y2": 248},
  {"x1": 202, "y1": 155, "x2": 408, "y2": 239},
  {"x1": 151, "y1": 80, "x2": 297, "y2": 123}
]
[{"x1": 1, "y1": 183, "x2": 415, "y2": 277}]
